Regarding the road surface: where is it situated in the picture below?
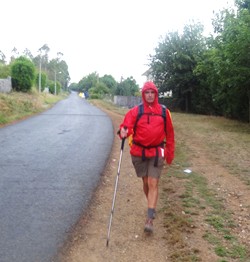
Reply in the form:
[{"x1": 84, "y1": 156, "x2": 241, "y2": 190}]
[{"x1": 0, "y1": 92, "x2": 113, "y2": 262}]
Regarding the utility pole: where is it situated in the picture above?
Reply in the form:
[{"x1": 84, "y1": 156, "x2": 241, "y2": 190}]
[
  {"x1": 39, "y1": 57, "x2": 42, "y2": 93},
  {"x1": 54, "y1": 71, "x2": 57, "y2": 95}
]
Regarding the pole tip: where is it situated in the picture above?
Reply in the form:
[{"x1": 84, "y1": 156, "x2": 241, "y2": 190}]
[{"x1": 106, "y1": 240, "x2": 109, "y2": 247}]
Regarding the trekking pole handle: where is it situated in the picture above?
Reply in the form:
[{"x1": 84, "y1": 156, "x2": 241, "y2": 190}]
[
  {"x1": 121, "y1": 137, "x2": 125, "y2": 150},
  {"x1": 117, "y1": 126, "x2": 127, "y2": 151}
]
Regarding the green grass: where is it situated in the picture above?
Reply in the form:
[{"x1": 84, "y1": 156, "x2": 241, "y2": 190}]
[
  {"x1": 90, "y1": 99, "x2": 128, "y2": 115},
  {"x1": 173, "y1": 112, "x2": 250, "y2": 185},
  {"x1": 0, "y1": 90, "x2": 67, "y2": 126},
  {"x1": 161, "y1": 158, "x2": 249, "y2": 261}
]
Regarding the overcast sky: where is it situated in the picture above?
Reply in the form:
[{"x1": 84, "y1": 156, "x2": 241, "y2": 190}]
[{"x1": 1, "y1": 0, "x2": 234, "y2": 86}]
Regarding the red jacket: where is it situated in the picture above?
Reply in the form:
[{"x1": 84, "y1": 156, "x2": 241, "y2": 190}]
[{"x1": 120, "y1": 82, "x2": 175, "y2": 164}]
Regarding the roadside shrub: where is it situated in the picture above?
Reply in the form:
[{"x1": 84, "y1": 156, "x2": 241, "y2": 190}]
[
  {"x1": 89, "y1": 93, "x2": 101, "y2": 99},
  {"x1": 0, "y1": 63, "x2": 11, "y2": 78},
  {"x1": 35, "y1": 72, "x2": 47, "y2": 91},
  {"x1": 48, "y1": 80, "x2": 61, "y2": 95},
  {"x1": 11, "y1": 56, "x2": 35, "y2": 92}
]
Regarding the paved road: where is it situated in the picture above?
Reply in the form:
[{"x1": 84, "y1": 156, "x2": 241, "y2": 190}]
[{"x1": 0, "y1": 92, "x2": 113, "y2": 262}]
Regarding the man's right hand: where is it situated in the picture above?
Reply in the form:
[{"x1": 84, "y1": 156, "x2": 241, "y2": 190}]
[{"x1": 120, "y1": 127, "x2": 128, "y2": 138}]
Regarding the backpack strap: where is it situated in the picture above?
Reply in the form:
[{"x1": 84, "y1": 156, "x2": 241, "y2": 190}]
[
  {"x1": 132, "y1": 103, "x2": 167, "y2": 167},
  {"x1": 133, "y1": 103, "x2": 143, "y2": 137},
  {"x1": 161, "y1": 104, "x2": 167, "y2": 134},
  {"x1": 133, "y1": 103, "x2": 167, "y2": 136}
]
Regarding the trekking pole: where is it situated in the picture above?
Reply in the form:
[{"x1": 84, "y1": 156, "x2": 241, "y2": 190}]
[{"x1": 106, "y1": 136, "x2": 126, "y2": 247}]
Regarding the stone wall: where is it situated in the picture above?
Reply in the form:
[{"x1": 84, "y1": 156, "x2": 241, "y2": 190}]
[{"x1": 0, "y1": 77, "x2": 12, "y2": 93}]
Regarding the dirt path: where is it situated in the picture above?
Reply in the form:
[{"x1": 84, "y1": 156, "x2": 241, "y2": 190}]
[{"x1": 55, "y1": 105, "x2": 250, "y2": 262}]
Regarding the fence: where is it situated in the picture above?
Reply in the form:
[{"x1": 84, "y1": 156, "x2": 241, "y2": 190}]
[
  {"x1": 104, "y1": 95, "x2": 176, "y2": 111},
  {"x1": 113, "y1": 95, "x2": 142, "y2": 108}
]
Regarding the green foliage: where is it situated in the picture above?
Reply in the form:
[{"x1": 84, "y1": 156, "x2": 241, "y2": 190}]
[
  {"x1": 150, "y1": 22, "x2": 205, "y2": 113},
  {"x1": 88, "y1": 82, "x2": 110, "y2": 97},
  {"x1": 48, "y1": 80, "x2": 61, "y2": 95},
  {"x1": 235, "y1": 0, "x2": 250, "y2": 10},
  {"x1": 0, "y1": 63, "x2": 11, "y2": 78},
  {"x1": 89, "y1": 93, "x2": 101, "y2": 99},
  {"x1": 149, "y1": 2, "x2": 250, "y2": 122},
  {"x1": 32, "y1": 45, "x2": 70, "y2": 91},
  {"x1": 193, "y1": 46, "x2": 222, "y2": 115},
  {"x1": 35, "y1": 72, "x2": 47, "y2": 91},
  {"x1": 99, "y1": 74, "x2": 117, "y2": 94},
  {"x1": 77, "y1": 73, "x2": 140, "y2": 97},
  {"x1": 68, "y1": 82, "x2": 79, "y2": 91},
  {"x1": 215, "y1": 246, "x2": 228, "y2": 257},
  {"x1": 11, "y1": 56, "x2": 35, "y2": 92},
  {"x1": 115, "y1": 76, "x2": 139, "y2": 96},
  {"x1": 78, "y1": 72, "x2": 99, "y2": 92},
  {"x1": 55, "y1": 60, "x2": 70, "y2": 90},
  {"x1": 0, "y1": 91, "x2": 66, "y2": 125},
  {"x1": 0, "y1": 50, "x2": 6, "y2": 64}
]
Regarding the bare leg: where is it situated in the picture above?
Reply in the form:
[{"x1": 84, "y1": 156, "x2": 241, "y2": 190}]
[
  {"x1": 142, "y1": 176, "x2": 159, "y2": 208},
  {"x1": 147, "y1": 177, "x2": 159, "y2": 209},
  {"x1": 143, "y1": 176, "x2": 159, "y2": 233},
  {"x1": 142, "y1": 176, "x2": 149, "y2": 198}
]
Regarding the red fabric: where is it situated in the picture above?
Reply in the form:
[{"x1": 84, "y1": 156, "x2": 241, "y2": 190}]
[{"x1": 120, "y1": 81, "x2": 175, "y2": 165}]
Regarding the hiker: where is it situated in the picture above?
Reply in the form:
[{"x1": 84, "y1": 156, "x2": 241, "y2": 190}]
[{"x1": 119, "y1": 81, "x2": 175, "y2": 233}]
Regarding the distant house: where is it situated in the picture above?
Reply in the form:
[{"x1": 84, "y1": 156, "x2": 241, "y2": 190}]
[
  {"x1": 142, "y1": 69, "x2": 172, "y2": 98},
  {"x1": 142, "y1": 68, "x2": 153, "y2": 82},
  {"x1": 159, "y1": 90, "x2": 172, "y2": 98}
]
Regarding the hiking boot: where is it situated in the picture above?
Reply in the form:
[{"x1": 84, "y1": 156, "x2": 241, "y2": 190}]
[{"x1": 144, "y1": 218, "x2": 153, "y2": 233}]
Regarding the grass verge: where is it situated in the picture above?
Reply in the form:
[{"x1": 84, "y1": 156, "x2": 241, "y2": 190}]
[
  {"x1": 160, "y1": 115, "x2": 250, "y2": 262},
  {"x1": 91, "y1": 100, "x2": 250, "y2": 262},
  {"x1": 0, "y1": 90, "x2": 67, "y2": 126}
]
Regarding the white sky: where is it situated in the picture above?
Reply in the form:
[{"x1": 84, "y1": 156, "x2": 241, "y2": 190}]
[{"x1": 1, "y1": 0, "x2": 234, "y2": 86}]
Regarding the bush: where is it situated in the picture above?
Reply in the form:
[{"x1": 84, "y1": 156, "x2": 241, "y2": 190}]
[
  {"x1": 11, "y1": 56, "x2": 35, "y2": 92},
  {"x1": 89, "y1": 93, "x2": 101, "y2": 99},
  {"x1": 48, "y1": 80, "x2": 61, "y2": 95},
  {"x1": 0, "y1": 64, "x2": 11, "y2": 78},
  {"x1": 35, "y1": 72, "x2": 47, "y2": 92}
]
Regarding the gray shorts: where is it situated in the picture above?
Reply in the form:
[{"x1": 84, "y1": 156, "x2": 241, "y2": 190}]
[{"x1": 131, "y1": 155, "x2": 164, "y2": 179}]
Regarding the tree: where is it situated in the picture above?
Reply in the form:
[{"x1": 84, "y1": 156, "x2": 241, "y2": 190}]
[
  {"x1": 0, "y1": 51, "x2": 6, "y2": 64},
  {"x1": 115, "y1": 76, "x2": 139, "y2": 96},
  {"x1": 33, "y1": 44, "x2": 50, "y2": 73},
  {"x1": 68, "y1": 82, "x2": 79, "y2": 91},
  {"x1": 99, "y1": 74, "x2": 117, "y2": 95},
  {"x1": 56, "y1": 60, "x2": 70, "y2": 90},
  {"x1": 0, "y1": 64, "x2": 11, "y2": 78},
  {"x1": 88, "y1": 82, "x2": 110, "y2": 98},
  {"x1": 10, "y1": 47, "x2": 19, "y2": 62},
  {"x1": 35, "y1": 72, "x2": 47, "y2": 91},
  {"x1": 193, "y1": 42, "x2": 222, "y2": 115},
  {"x1": 78, "y1": 72, "x2": 99, "y2": 92},
  {"x1": 11, "y1": 56, "x2": 36, "y2": 92},
  {"x1": 149, "y1": 22, "x2": 206, "y2": 112},
  {"x1": 208, "y1": 1, "x2": 250, "y2": 121},
  {"x1": 235, "y1": 0, "x2": 250, "y2": 9},
  {"x1": 23, "y1": 48, "x2": 33, "y2": 60},
  {"x1": 48, "y1": 79, "x2": 61, "y2": 94}
]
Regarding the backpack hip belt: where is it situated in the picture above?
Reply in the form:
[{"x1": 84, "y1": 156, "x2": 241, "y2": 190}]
[{"x1": 132, "y1": 140, "x2": 165, "y2": 167}]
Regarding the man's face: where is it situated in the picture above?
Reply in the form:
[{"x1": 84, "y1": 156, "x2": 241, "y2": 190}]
[{"x1": 144, "y1": 89, "x2": 156, "y2": 104}]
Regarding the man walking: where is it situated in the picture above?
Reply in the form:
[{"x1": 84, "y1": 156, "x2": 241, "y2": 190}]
[{"x1": 119, "y1": 81, "x2": 175, "y2": 233}]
